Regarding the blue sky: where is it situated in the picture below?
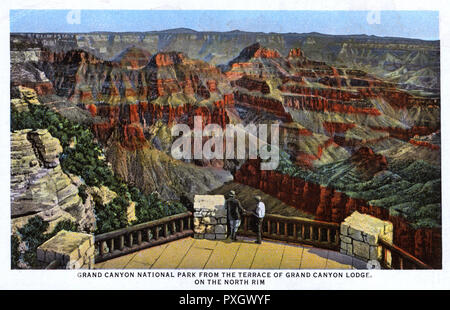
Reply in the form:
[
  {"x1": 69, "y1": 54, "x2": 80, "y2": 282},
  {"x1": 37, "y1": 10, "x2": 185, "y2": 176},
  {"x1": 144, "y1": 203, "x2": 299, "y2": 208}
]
[{"x1": 10, "y1": 10, "x2": 439, "y2": 40}]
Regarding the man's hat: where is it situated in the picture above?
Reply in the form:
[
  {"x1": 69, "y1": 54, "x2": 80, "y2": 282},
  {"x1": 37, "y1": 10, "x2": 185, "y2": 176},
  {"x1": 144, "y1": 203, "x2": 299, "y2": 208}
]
[
  {"x1": 229, "y1": 190, "x2": 236, "y2": 197},
  {"x1": 254, "y1": 195, "x2": 262, "y2": 201}
]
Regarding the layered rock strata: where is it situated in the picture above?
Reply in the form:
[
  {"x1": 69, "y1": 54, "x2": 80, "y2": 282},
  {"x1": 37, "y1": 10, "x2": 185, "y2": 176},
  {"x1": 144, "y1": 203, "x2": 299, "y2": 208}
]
[{"x1": 11, "y1": 129, "x2": 95, "y2": 232}]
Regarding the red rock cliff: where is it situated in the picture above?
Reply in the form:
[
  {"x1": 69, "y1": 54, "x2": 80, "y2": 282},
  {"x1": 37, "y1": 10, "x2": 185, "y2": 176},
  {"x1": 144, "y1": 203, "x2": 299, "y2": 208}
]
[{"x1": 234, "y1": 158, "x2": 441, "y2": 268}]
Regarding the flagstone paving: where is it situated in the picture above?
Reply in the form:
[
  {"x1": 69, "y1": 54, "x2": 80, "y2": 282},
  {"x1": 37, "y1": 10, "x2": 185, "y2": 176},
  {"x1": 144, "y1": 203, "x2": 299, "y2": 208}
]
[{"x1": 94, "y1": 237, "x2": 368, "y2": 269}]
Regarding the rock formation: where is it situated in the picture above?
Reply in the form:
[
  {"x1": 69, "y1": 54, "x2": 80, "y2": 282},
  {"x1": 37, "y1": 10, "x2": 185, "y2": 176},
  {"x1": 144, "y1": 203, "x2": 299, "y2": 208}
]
[
  {"x1": 11, "y1": 129, "x2": 95, "y2": 232},
  {"x1": 105, "y1": 140, "x2": 233, "y2": 200}
]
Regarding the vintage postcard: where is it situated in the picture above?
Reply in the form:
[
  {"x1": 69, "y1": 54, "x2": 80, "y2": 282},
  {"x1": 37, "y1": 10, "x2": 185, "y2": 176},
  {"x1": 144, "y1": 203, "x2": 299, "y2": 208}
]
[{"x1": 2, "y1": 0, "x2": 449, "y2": 292}]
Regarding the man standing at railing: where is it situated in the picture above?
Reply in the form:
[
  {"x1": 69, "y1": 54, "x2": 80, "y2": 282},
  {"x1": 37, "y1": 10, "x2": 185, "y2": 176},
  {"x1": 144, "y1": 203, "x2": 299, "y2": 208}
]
[
  {"x1": 226, "y1": 190, "x2": 246, "y2": 242},
  {"x1": 253, "y1": 195, "x2": 265, "y2": 244}
]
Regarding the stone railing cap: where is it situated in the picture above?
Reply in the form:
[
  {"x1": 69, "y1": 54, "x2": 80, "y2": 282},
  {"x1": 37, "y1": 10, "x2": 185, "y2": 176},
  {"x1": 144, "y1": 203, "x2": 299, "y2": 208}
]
[
  {"x1": 344, "y1": 211, "x2": 392, "y2": 235},
  {"x1": 38, "y1": 230, "x2": 93, "y2": 254},
  {"x1": 194, "y1": 195, "x2": 225, "y2": 211}
]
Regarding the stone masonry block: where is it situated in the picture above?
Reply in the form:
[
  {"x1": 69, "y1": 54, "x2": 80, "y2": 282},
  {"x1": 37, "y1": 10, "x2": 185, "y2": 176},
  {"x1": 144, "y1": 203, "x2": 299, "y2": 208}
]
[
  {"x1": 88, "y1": 257, "x2": 95, "y2": 268},
  {"x1": 215, "y1": 234, "x2": 227, "y2": 240},
  {"x1": 85, "y1": 245, "x2": 95, "y2": 258},
  {"x1": 369, "y1": 245, "x2": 379, "y2": 260},
  {"x1": 202, "y1": 211, "x2": 212, "y2": 217},
  {"x1": 83, "y1": 254, "x2": 93, "y2": 265},
  {"x1": 194, "y1": 224, "x2": 206, "y2": 234},
  {"x1": 353, "y1": 240, "x2": 370, "y2": 261},
  {"x1": 204, "y1": 234, "x2": 216, "y2": 240},
  {"x1": 68, "y1": 256, "x2": 84, "y2": 269},
  {"x1": 340, "y1": 222, "x2": 350, "y2": 236},
  {"x1": 346, "y1": 244, "x2": 353, "y2": 256},
  {"x1": 77, "y1": 238, "x2": 91, "y2": 257},
  {"x1": 363, "y1": 233, "x2": 378, "y2": 246},
  {"x1": 348, "y1": 227, "x2": 364, "y2": 241},
  {"x1": 202, "y1": 217, "x2": 217, "y2": 225},
  {"x1": 340, "y1": 241, "x2": 347, "y2": 251},
  {"x1": 340, "y1": 235, "x2": 352, "y2": 244},
  {"x1": 215, "y1": 225, "x2": 226, "y2": 234}
]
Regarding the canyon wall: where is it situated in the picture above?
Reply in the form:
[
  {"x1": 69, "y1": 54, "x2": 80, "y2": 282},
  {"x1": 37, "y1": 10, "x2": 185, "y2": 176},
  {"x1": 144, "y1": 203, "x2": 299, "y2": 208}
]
[
  {"x1": 90, "y1": 93, "x2": 235, "y2": 149},
  {"x1": 234, "y1": 158, "x2": 441, "y2": 268},
  {"x1": 234, "y1": 91, "x2": 293, "y2": 122},
  {"x1": 371, "y1": 126, "x2": 439, "y2": 142},
  {"x1": 283, "y1": 94, "x2": 381, "y2": 115}
]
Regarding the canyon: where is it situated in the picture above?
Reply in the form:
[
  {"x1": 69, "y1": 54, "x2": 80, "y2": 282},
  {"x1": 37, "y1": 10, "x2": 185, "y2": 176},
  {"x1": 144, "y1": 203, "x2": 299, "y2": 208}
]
[
  {"x1": 235, "y1": 158, "x2": 441, "y2": 268},
  {"x1": 12, "y1": 29, "x2": 439, "y2": 91},
  {"x1": 10, "y1": 30, "x2": 441, "y2": 268}
]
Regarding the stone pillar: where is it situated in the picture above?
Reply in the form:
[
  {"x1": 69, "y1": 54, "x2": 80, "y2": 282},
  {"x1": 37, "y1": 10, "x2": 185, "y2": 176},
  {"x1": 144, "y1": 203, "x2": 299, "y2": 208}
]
[
  {"x1": 340, "y1": 211, "x2": 393, "y2": 263},
  {"x1": 193, "y1": 195, "x2": 227, "y2": 240},
  {"x1": 37, "y1": 230, "x2": 94, "y2": 269}
]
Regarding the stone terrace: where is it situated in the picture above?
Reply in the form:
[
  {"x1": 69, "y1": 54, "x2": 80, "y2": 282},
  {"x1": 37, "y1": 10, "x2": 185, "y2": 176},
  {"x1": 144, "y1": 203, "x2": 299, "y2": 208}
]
[{"x1": 94, "y1": 237, "x2": 367, "y2": 269}]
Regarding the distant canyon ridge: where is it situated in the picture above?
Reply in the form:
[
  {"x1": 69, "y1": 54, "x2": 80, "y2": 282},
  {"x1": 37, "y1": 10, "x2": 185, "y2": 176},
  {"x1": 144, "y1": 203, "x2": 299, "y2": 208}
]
[{"x1": 11, "y1": 28, "x2": 440, "y2": 93}]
